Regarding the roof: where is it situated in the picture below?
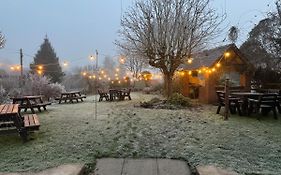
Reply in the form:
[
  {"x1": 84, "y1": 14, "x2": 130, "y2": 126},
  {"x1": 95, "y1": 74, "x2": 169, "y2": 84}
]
[{"x1": 179, "y1": 44, "x2": 252, "y2": 70}]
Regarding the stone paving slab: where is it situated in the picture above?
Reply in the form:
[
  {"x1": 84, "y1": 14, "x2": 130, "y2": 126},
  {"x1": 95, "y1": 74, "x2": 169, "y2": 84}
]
[
  {"x1": 0, "y1": 164, "x2": 85, "y2": 175},
  {"x1": 123, "y1": 158, "x2": 157, "y2": 175},
  {"x1": 157, "y1": 159, "x2": 191, "y2": 175},
  {"x1": 95, "y1": 158, "x2": 124, "y2": 175},
  {"x1": 94, "y1": 158, "x2": 191, "y2": 175},
  {"x1": 196, "y1": 165, "x2": 239, "y2": 175}
]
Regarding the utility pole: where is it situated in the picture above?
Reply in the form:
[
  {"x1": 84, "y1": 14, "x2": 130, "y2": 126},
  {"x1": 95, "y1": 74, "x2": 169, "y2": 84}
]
[
  {"x1": 94, "y1": 49, "x2": 98, "y2": 119},
  {"x1": 20, "y1": 48, "x2": 23, "y2": 87}
]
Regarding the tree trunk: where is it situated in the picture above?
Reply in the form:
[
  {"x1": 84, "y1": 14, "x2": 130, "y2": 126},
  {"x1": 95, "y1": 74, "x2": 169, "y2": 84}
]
[{"x1": 164, "y1": 73, "x2": 173, "y2": 98}]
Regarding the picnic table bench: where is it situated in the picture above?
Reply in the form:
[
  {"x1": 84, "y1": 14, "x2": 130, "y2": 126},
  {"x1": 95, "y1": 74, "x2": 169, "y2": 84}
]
[
  {"x1": 108, "y1": 88, "x2": 132, "y2": 101},
  {"x1": 98, "y1": 89, "x2": 109, "y2": 101},
  {"x1": 0, "y1": 104, "x2": 40, "y2": 141},
  {"x1": 55, "y1": 91, "x2": 86, "y2": 104},
  {"x1": 11, "y1": 95, "x2": 51, "y2": 114}
]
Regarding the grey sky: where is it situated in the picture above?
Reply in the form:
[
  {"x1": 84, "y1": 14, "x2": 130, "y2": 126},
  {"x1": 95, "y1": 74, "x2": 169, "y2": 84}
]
[{"x1": 0, "y1": 0, "x2": 276, "y2": 70}]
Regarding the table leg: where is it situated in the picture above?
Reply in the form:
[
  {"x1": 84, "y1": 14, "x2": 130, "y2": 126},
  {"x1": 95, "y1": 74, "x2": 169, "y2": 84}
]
[
  {"x1": 13, "y1": 113, "x2": 28, "y2": 142},
  {"x1": 241, "y1": 97, "x2": 249, "y2": 116},
  {"x1": 26, "y1": 100, "x2": 35, "y2": 114}
]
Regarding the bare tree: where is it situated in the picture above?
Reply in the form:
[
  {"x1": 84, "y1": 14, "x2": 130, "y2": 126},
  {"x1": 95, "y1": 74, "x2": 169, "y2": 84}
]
[
  {"x1": 228, "y1": 26, "x2": 239, "y2": 44},
  {"x1": 103, "y1": 55, "x2": 116, "y2": 78},
  {"x1": 0, "y1": 32, "x2": 5, "y2": 49},
  {"x1": 117, "y1": 0, "x2": 225, "y2": 97},
  {"x1": 121, "y1": 48, "x2": 147, "y2": 78}
]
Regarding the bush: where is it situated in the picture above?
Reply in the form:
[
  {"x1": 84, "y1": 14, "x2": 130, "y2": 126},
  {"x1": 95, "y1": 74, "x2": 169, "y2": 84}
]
[
  {"x1": 43, "y1": 83, "x2": 66, "y2": 101},
  {"x1": 140, "y1": 97, "x2": 162, "y2": 108},
  {"x1": 0, "y1": 86, "x2": 7, "y2": 103},
  {"x1": 167, "y1": 93, "x2": 192, "y2": 107},
  {"x1": 5, "y1": 74, "x2": 66, "y2": 101}
]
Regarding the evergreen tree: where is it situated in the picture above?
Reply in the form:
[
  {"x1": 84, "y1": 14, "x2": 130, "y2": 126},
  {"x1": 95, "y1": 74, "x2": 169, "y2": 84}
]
[{"x1": 30, "y1": 36, "x2": 64, "y2": 82}]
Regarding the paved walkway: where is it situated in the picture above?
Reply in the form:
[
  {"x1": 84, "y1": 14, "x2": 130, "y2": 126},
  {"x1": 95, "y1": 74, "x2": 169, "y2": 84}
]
[
  {"x1": 0, "y1": 164, "x2": 85, "y2": 175},
  {"x1": 94, "y1": 158, "x2": 191, "y2": 175},
  {"x1": 0, "y1": 159, "x2": 238, "y2": 175}
]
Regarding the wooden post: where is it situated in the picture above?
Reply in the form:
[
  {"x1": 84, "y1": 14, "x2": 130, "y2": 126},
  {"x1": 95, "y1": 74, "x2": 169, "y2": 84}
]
[
  {"x1": 224, "y1": 78, "x2": 230, "y2": 120},
  {"x1": 20, "y1": 48, "x2": 23, "y2": 87}
]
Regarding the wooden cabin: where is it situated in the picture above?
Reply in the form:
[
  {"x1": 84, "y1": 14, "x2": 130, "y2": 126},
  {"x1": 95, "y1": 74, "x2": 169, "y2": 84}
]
[{"x1": 176, "y1": 44, "x2": 254, "y2": 104}]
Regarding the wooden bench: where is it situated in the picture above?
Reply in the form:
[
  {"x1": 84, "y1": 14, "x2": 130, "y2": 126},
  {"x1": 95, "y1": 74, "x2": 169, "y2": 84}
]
[
  {"x1": 248, "y1": 94, "x2": 278, "y2": 119},
  {"x1": 23, "y1": 114, "x2": 40, "y2": 131},
  {"x1": 22, "y1": 101, "x2": 52, "y2": 112},
  {"x1": 216, "y1": 91, "x2": 242, "y2": 116},
  {"x1": 122, "y1": 88, "x2": 131, "y2": 100},
  {"x1": 0, "y1": 104, "x2": 40, "y2": 142},
  {"x1": 98, "y1": 89, "x2": 109, "y2": 101}
]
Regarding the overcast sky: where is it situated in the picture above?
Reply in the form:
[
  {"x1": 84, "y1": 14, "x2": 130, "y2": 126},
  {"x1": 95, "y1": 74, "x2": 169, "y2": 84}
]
[{"x1": 0, "y1": 0, "x2": 276, "y2": 70}]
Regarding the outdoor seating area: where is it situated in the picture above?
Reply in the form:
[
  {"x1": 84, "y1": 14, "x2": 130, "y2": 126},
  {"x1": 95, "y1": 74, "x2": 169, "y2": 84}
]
[
  {"x1": 98, "y1": 88, "x2": 132, "y2": 102},
  {"x1": 55, "y1": 91, "x2": 86, "y2": 104},
  {"x1": 216, "y1": 89, "x2": 281, "y2": 119},
  {"x1": 2, "y1": 0, "x2": 281, "y2": 174}
]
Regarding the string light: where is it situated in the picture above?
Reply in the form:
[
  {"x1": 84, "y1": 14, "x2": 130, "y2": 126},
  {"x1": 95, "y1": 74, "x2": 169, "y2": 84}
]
[
  {"x1": 187, "y1": 58, "x2": 193, "y2": 64},
  {"x1": 119, "y1": 56, "x2": 125, "y2": 64},
  {"x1": 38, "y1": 65, "x2": 43, "y2": 70},
  {"x1": 37, "y1": 70, "x2": 42, "y2": 75},
  {"x1": 89, "y1": 55, "x2": 95, "y2": 61},
  {"x1": 63, "y1": 61, "x2": 68, "y2": 67},
  {"x1": 224, "y1": 52, "x2": 230, "y2": 57}
]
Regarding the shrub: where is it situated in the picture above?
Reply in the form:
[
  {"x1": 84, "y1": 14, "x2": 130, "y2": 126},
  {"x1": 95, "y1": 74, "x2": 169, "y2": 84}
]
[
  {"x1": 0, "y1": 86, "x2": 7, "y2": 103},
  {"x1": 140, "y1": 97, "x2": 162, "y2": 108},
  {"x1": 44, "y1": 83, "x2": 66, "y2": 101},
  {"x1": 7, "y1": 88, "x2": 22, "y2": 98},
  {"x1": 10, "y1": 74, "x2": 66, "y2": 101},
  {"x1": 167, "y1": 93, "x2": 192, "y2": 107}
]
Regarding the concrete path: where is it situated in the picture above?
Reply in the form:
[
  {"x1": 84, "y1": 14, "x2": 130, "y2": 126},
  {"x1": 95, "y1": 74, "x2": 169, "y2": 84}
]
[
  {"x1": 94, "y1": 158, "x2": 191, "y2": 175},
  {"x1": 0, "y1": 164, "x2": 85, "y2": 175},
  {"x1": 196, "y1": 165, "x2": 239, "y2": 175}
]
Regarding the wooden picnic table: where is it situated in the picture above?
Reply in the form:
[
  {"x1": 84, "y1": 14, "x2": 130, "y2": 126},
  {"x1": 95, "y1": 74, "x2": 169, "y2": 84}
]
[
  {"x1": 56, "y1": 91, "x2": 86, "y2": 104},
  {"x1": 108, "y1": 88, "x2": 131, "y2": 101},
  {"x1": 11, "y1": 95, "x2": 51, "y2": 114},
  {"x1": 0, "y1": 104, "x2": 40, "y2": 141},
  {"x1": 231, "y1": 92, "x2": 269, "y2": 116},
  {"x1": 109, "y1": 89, "x2": 123, "y2": 101}
]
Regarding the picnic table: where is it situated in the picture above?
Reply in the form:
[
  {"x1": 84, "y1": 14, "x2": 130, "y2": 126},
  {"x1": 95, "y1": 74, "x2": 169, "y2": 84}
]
[
  {"x1": 231, "y1": 92, "x2": 279, "y2": 117},
  {"x1": 11, "y1": 95, "x2": 51, "y2": 114},
  {"x1": 108, "y1": 88, "x2": 131, "y2": 101},
  {"x1": 0, "y1": 104, "x2": 40, "y2": 141},
  {"x1": 56, "y1": 91, "x2": 86, "y2": 104},
  {"x1": 109, "y1": 89, "x2": 123, "y2": 101}
]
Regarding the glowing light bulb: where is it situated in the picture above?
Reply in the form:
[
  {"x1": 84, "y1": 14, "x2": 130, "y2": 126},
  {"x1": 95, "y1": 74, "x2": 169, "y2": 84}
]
[
  {"x1": 224, "y1": 52, "x2": 230, "y2": 57},
  {"x1": 216, "y1": 63, "x2": 221, "y2": 68}
]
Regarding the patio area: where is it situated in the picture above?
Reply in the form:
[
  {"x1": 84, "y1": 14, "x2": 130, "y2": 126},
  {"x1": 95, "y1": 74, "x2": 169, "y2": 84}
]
[{"x1": 0, "y1": 93, "x2": 280, "y2": 174}]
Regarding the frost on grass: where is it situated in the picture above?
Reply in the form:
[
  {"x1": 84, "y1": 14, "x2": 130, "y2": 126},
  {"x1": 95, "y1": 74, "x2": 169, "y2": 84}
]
[{"x1": 0, "y1": 93, "x2": 280, "y2": 174}]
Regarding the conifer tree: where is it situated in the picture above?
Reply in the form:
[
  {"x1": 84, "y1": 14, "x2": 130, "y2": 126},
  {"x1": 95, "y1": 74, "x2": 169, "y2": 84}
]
[{"x1": 30, "y1": 36, "x2": 64, "y2": 82}]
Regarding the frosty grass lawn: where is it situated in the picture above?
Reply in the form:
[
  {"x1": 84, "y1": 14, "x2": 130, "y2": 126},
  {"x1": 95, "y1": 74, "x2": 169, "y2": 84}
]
[{"x1": 0, "y1": 92, "x2": 280, "y2": 174}]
